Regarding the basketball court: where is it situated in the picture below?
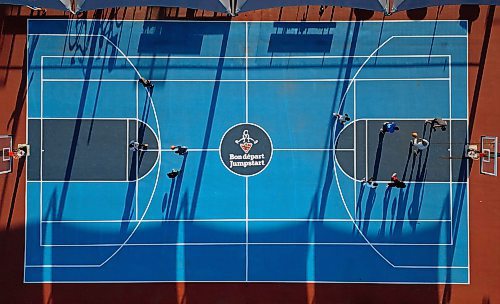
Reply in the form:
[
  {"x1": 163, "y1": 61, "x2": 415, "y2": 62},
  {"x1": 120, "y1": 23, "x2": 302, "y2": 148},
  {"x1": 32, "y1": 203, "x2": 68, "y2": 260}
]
[{"x1": 22, "y1": 19, "x2": 472, "y2": 283}]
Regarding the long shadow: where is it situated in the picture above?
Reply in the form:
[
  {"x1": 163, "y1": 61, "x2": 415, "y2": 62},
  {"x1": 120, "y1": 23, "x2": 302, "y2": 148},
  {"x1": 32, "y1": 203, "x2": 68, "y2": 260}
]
[
  {"x1": 378, "y1": 187, "x2": 392, "y2": 239},
  {"x1": 316, "y1": 133, "x2": 334, "y2": 219},
  {"x1": 372, "y1": 132, "x2": 385, "y2": 180},
  {"x1": 361, "y1": 188, "x2": 377, "y2": 235},
  {"x1": 407, "y1": 127, "x2": 434, "y2": 229},
  {"x1": 390, "y1": 154, "x2": 418, "y2": 236},
  {"x1": 162, "y1": 180, "x2": 175, "y2": 215},
  {"x1": 167, "y1": 155, "x2": 188, "y2": 220},
  {"x1": 120, "y1": 181, "x2": 136, "y2": 234},
  {"x1": 5, "y1": 157, "x2": 25, "y2": 230},
  {"x1": 189, "y1": 25, "x2": 230, "y2": 219},
  {"x1": 391, "y1": 187, "x2": 411, "y2": 238},
  {"x1": 120, "y1": 150, "x2": 139, "y2": 234},
  {"x1": 469, "y1": 5, "x2": 495, "y2": 136},
  {"x1": 355, "y1": 183, "x2": 366, "y2": 221},
  {"x1": 401, "y1": 142, "x2": 414, "y2": 181}
]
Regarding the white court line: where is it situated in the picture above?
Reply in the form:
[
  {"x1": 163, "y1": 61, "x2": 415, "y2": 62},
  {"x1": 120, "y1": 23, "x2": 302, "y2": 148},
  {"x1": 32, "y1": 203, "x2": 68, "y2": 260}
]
[
  {"x1": 24, "y1": 20, "x2": 29, "y2": 283},
  {"x1": 26, "y1": 19, "x2": 471, "y2": 23},
  {"x1": 245, "y1": 177, "x2": 249, "y2": 282},
  {"x1": 135, "y1": 83, "x2": 139, "y2": 221},
  {"x1": 42, "y1": 78, "x2": 451, "y2": 82},
  {"x1": 28, "y1": 32, "x2": 468, "y2": 271},
  {"x1": 365, "y1": 120, "x2": 368, "y2": 180},
  {"x1": 39, "y1": 57, "x2": 44, "y2": 247},
  {"x1": 28, "y1": 179, "x2": 467, "y2": 184},
  {"x1": 274, "y1": 148, "x2": 347, "y2": 151},
  {"x1": 449, "y1": 55, "x2": 454, "y2": 246},
  {"x1": 39, "y1": 241, "x2": 455, "y2": 247},
  {"x1": 245, "y1": 22, "x2": 249, "y2": 124},
  {"x1": 466, "y1": 26, "x2": 471, "y2": 283},
  {"x1": 245, "y1": 22, "x2": 249, "y2": 282},
  {"x1": 41, "y1": 218, "x2": 452, "y2": 223},
  {"x1": 23, "y1": 279, "x2": 470, "y2": 284},
  {"x1": 361, "y1": 118, "x2": 466, "y2": 121},
  {"x1": 148, "y1": 148, "x2": 219, "y2": 152},
  {"x1": 392, "y1": 35, "x2": 468, "y2": 39},
  {"x1": 39, "y1": 54, "x2": 452, "y2": 59},
  {"x1": 353, "y1": 80, "x2": 358, "y2": 216},
  {"x1": 126, "y1": 119, "x2": 129, "y2": 182}
]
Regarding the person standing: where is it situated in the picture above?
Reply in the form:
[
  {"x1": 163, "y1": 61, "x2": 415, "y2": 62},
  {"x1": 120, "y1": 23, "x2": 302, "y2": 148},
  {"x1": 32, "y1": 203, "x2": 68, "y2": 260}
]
[
  {"x1": 410, "y1": 132, "x2": 429, "y2": 155},
  {"x1": 380, "y1": 122, "x2": 400, "y2": 134},
  {"x1": 333, "y1": 113, "x2": 350, "y2": 125},
  {"x1": 167, "y1": 169, "x2": 180, "y2": 179}
]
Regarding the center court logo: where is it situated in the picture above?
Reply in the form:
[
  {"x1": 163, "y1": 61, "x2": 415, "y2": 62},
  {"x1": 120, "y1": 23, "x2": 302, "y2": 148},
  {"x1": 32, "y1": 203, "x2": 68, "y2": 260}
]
[{"x1": 219, "y1": 123, "x2": 273, "y2": 176}]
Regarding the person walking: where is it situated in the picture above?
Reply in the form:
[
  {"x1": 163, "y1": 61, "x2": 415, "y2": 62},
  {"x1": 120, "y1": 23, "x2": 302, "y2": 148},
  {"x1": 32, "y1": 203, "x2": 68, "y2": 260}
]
[
  {"x1": 171, "y1": 145, "x2": 188, "y2": 156},
  {"x1": 333, "y1": 113, "x2": 350, "y2": 125},
  {"x1": 425, "y1": 118, "x2": 447, "y2": 131},
  {"x1": 138, "y1": 77, "x2": 154, "y2": 89},
  {"x1": 410, "y1": 132, "x2": 429, "y2": 155},
  {"x1": 361, "y1": 177, "x2": 378, "y2": 189},
  {"x1": 167, "y1": 169, "x2": 180, "y2": 179},
  {"x1": 387, "y1": 173, "x2": 406, "y2": 188},
  {"x1": 380, "y1": 122, "x2": 400, "y2": 134},
  {"x1": 129, "y1": 141, "x2": 148, "y2": 152}
]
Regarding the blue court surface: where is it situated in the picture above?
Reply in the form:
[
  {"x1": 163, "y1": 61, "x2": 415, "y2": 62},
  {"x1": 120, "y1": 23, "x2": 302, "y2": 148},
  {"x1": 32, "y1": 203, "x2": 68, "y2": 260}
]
[{"x1": 25, "y1": 20, "x2": 469, "y2": 283}]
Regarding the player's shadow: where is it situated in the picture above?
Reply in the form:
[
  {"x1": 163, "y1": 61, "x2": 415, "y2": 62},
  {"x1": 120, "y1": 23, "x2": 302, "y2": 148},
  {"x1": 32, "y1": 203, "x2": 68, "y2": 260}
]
[
  {"x1": 355, "y1": 183, "x2": 366, "y2": 221},
  {"x1": 378, "y1": 187, "x2": 392, "y2": 239},
  {"x1": 120, "y1": 180, "x2": 137, "y2": 234},
  {"x1": 407, "y1": 124, "x2": 434, "y2": 229},
  {"x1": 361, "y1": 188, "x2": 377, "y2": 235},
  {"x1": 163, "y1": 154, "x2": 188, "y2": 220},
  {"x1": 390, "y1": 188, "x2": 411, "y2": 237},
  {"x1": 121, "y1": 151, "x2": 140, "y2": 234},
  {"x1": 372, "y1": 132, "x2": 385, "y2": 180}
]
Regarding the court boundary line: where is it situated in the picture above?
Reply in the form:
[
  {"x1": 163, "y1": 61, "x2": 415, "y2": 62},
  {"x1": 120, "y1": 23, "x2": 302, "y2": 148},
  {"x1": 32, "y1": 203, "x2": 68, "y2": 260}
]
[
  {"x1": 353, "y1": 80, "x2": 358, "y2": 215},
  {"x1": 40, "y1": 54, "x2": 452, "y2": 59},
  {"x1": 40, "y1": 218, "x2": 453, "y2": 223},
  {"x1": 24, "y1": 23, "x2": 470, "y2": 279},
  {"x1": 466, "y1": 21, "x2": 471, "y2": 283},
  {"x1": 42, "y1": 78, "x2": 452, "y2": 82},
  {"x1": 37, "y1": 241, "x2": 457, "y2": 247},
  {"x1": 27, "y1": 19, "x2": 472, "y2": 23}
]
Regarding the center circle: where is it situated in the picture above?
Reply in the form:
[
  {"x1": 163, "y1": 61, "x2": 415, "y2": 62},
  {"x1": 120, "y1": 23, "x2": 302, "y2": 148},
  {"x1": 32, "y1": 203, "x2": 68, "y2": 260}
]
[{"x1": 219, "y1": 123, "x2": 273, "y2": 177}]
